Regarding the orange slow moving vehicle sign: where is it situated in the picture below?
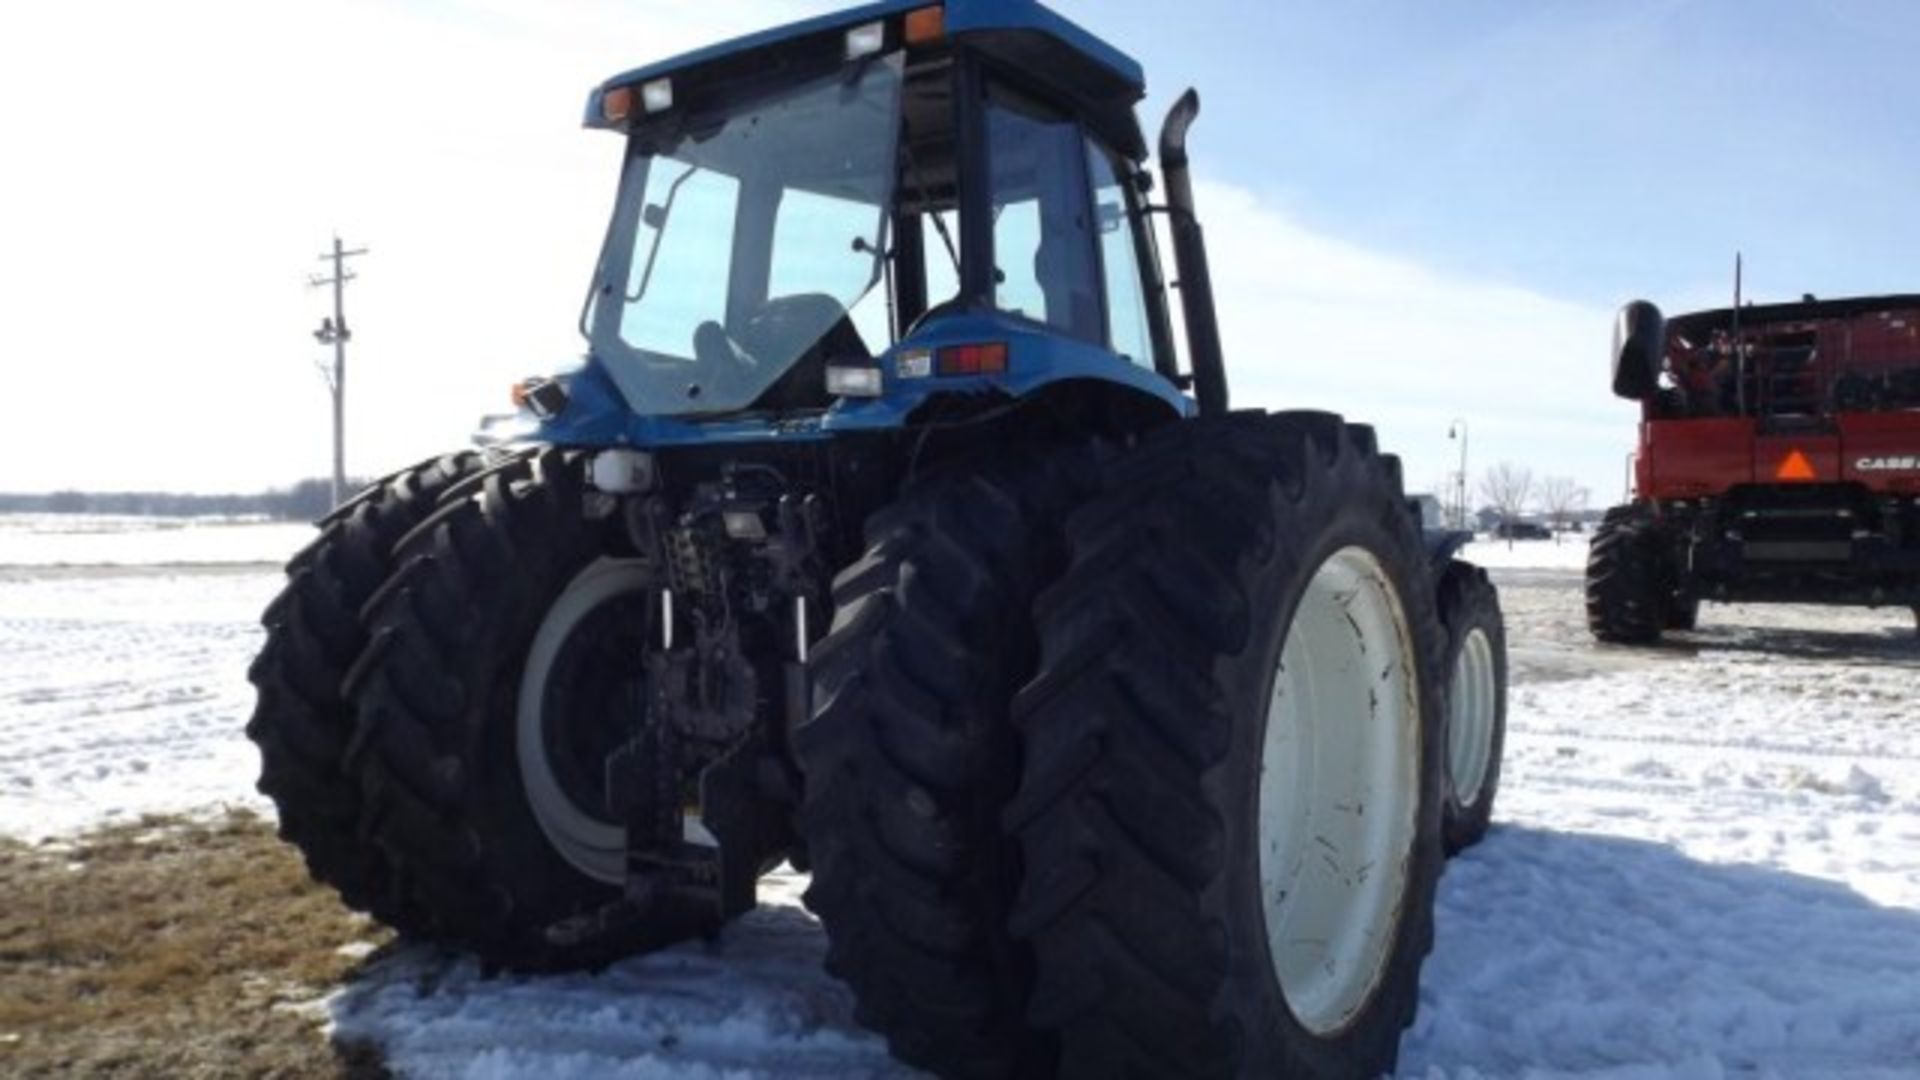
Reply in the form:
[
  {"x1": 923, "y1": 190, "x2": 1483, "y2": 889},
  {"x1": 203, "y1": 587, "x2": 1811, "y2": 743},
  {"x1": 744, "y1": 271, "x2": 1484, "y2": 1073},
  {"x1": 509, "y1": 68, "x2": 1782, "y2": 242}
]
[
  {"x1": 1775, "y1": 449, "x2": 1818, "y2": 482},
  {"x1": 1755, "y1": 436, "x2": 1838, "y2": 486}
]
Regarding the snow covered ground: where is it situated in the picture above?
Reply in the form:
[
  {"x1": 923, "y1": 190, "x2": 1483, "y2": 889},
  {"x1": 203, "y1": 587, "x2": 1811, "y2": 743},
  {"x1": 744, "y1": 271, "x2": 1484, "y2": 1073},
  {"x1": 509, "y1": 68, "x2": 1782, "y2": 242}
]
[
  {"x1": 0, "y1": 515, "x2": 302, "y2": 835},
  {"x1": 1459, "y1": 535, "x2": 1594, "y2": 572},
  {"x1": 4, "y1": 515, "x2": 1919, "y2": 1077},
  {"x1": 1398, "y1": 575, "x2": 1920, "y2": 1078},
  {"x1": 0, "y1": 512, "x2": 315, "y2": 568}
]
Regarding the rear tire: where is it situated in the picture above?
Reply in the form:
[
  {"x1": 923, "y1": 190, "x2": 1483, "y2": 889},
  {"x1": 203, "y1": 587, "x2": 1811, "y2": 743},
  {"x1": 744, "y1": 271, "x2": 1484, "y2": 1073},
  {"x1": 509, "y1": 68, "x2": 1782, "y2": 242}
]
[
  {"x1": 246, "y1": 452, "x2": 484, "y2": 919},
  {"x1": 1006, "y1": 413, "x2": 1445, "y2": 1079},
  {"x1": 795, "y1": 447, "x2": 1100, "y2": 1078},
  {"x1": 1437, "y1": 561, "x2": 1506, "y2": 855},
  {"x1": 1587, "y1": 506, "x2": 1668, "y2": 644},
  {"x1": 344, "y1": 449, "x2": 714, "y2": 969}
]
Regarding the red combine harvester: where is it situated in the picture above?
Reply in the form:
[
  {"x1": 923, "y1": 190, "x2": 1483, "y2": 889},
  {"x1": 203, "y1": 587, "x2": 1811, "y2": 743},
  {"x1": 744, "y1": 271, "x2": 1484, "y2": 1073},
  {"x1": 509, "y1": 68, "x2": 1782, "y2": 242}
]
[{"x1": 1589, "y1": 293, "x2": 1920, "y2": 642}]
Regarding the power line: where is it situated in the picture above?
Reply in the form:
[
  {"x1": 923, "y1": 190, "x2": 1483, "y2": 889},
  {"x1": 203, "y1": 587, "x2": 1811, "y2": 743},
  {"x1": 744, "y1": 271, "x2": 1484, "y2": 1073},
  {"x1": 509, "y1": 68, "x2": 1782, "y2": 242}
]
[{"x1": 309, "y1": 236, "x2": 369, "y2": 509}]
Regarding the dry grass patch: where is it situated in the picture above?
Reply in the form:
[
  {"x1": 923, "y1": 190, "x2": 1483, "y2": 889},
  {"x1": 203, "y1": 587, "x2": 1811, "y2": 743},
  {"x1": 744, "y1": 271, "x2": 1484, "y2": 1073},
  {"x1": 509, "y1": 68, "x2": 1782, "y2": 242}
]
[{"x1": 0, "y1": 809, "x2": 391, "y2": 1077}]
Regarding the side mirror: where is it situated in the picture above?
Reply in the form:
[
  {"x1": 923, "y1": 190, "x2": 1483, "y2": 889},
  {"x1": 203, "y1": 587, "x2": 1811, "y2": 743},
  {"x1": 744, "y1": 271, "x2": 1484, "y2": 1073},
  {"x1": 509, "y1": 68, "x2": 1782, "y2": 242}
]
[{"x1": 1611, "y1": 300, "x2": 1665, "y2": 400}]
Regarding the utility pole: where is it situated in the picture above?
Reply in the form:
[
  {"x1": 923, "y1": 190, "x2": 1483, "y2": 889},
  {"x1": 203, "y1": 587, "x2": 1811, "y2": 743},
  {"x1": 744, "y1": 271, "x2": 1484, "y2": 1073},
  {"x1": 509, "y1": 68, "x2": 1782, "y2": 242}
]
[
  {"x1": 1448, "y1": 418, "x2": 1470, "y2": 531},
  {"x1": 310, "y1": 236, "x2": 369, "y2": 508}
]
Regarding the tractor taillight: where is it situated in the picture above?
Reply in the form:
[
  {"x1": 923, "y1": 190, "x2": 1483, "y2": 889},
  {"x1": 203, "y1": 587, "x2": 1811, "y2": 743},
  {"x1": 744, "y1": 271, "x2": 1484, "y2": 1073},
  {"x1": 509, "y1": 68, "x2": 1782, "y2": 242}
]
[
  {"x1": 905, "y1": 5, "x2": 945, "y2": 45},
  {"x1": 937, "y1": 343, "x2": 1008, "y2": 376}
]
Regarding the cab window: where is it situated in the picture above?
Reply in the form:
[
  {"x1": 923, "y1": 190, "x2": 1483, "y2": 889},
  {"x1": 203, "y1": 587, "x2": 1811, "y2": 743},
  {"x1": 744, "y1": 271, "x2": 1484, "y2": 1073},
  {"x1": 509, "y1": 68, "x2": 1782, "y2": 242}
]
[
  {"x1": 1086, "y1": 142, "x2": 1156, "y2": 369},
  {"x1": 984, "y1": 90, "x2": 1101, "y2": 342},
  {"x1": 619, "y1": 162, "x2": 741, "y2": 358},
  {"x1": 770, "y1": 186, "x2": 891, "y2": 351}
]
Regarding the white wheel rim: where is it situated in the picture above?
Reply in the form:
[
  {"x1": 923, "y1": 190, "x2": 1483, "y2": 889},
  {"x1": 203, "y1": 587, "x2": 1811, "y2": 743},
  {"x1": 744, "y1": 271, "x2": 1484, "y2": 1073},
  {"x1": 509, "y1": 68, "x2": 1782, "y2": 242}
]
[
  {"x1": 1448, "y1": 627, "x2": 1497, "y2": 806},
  {"x1": 1258, "y1": 546, "x2": 1421, "y2": 1036},
  {"x1": 517, "y1": 558, "x2": 651, "y2": 885}
]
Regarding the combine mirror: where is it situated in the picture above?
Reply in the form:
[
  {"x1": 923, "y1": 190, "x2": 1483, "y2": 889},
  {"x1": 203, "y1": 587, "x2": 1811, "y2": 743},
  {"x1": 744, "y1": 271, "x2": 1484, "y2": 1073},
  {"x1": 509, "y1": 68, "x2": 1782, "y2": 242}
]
[{"x1": 1612, "y1": 299, "x2": 1665, "y2": 400}]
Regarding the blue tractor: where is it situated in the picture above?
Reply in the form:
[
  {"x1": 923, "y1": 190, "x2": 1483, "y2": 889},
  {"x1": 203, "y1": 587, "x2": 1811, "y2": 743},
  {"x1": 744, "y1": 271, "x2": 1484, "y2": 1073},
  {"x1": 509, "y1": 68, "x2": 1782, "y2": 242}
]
[{"x1": 249, "y1": 3, "x2": 1506, "y2": 1076}]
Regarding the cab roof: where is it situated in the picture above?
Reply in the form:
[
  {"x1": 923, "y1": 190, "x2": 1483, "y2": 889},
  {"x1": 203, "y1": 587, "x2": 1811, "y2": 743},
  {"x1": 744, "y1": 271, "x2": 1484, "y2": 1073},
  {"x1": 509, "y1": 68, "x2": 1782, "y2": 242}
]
[{"x1": 591, "y1": 0, "x2": 1144, "y2": 99}]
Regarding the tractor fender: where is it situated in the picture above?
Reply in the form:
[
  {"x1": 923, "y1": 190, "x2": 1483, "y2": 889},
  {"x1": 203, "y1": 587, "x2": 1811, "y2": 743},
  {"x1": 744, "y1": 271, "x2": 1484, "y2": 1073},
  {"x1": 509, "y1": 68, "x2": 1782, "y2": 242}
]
[{"x1": 1423, "y1": 527, "x2": 1474, "y2": 571}]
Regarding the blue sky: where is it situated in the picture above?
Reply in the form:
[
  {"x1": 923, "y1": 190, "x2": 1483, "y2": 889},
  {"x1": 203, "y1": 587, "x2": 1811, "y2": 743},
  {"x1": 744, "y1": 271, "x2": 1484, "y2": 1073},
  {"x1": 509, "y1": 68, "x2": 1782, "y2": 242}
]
[
  {"x1": 0, "y1": 0, "x2": 1911, "y2": 505},
  {"x1": 1077, "y1": 0, "x2": 1920, "y2": 307}
]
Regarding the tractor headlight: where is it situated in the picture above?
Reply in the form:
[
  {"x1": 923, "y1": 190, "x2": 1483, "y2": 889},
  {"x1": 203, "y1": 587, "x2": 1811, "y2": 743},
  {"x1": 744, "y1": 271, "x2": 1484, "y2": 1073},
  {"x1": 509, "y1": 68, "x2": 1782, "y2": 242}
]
[
  {"x1": 827, "y1": 365, "x2": 884, "y2": 398},
  {"x1": 641, "y1": 78, "x2": 674, "y2": 114},
  {"x1": 845, "y1": 21, "x2": 886, "y2": 60}
]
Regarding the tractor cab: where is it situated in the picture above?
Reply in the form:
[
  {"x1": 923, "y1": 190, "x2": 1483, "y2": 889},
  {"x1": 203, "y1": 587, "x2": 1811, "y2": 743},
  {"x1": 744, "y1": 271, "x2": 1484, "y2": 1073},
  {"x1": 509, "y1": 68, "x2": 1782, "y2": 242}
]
[{"x1": 560, "y1": 0, "x2": 1224, "y2": 446}]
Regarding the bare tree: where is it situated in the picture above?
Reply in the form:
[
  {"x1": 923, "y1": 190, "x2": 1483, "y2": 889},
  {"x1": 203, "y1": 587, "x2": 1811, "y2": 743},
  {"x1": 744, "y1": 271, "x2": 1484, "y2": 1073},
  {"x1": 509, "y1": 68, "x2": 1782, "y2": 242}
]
[
  {"x1": 1479, "y1": 462, "x2": 1535, "y2": 542},
  {"x1": 1539, "y1": 475, "x2": 1591, "y2": 538}
]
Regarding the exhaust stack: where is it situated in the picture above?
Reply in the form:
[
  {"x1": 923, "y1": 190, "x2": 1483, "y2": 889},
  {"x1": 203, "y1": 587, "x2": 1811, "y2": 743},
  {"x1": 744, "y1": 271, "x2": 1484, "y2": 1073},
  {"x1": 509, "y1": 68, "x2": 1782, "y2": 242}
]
[{"x1": 1159, "y1": 89, "x2": 1228, "y2": 415}]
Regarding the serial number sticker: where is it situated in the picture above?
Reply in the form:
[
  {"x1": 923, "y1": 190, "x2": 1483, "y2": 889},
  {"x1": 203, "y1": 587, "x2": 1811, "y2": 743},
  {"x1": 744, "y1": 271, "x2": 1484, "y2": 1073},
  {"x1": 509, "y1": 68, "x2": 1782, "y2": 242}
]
[{"x1": 896, "y1": 349, "x2": 934, "y2": 379}]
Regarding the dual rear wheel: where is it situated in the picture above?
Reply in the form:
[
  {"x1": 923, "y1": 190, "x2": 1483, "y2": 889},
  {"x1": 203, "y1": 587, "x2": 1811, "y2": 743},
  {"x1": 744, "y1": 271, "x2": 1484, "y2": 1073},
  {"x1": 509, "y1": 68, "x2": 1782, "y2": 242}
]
[
  {"x1": 1002, "y1": 414, "x2": 1446, "y2": 1078},
  {"x1": 251, "y1": 450, "x2": 718, "y2": 970},
  {"x1": 793, "y1": 449, "x2": 1103, "y2": 1076},
  {"x1": 801, "y1": 414, "x2": 1452, "y2": 1078},
  {"x1": 251, "y1": 417, "x2": 1472, "y2": 1078},
  {"x1": 247, "y1": 451, "x2": 484, "y2": 922}
]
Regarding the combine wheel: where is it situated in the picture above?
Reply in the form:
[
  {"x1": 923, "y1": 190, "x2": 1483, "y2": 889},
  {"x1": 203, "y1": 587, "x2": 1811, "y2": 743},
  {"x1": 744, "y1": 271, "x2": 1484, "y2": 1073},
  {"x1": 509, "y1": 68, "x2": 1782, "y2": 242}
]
[
  {"x1": 795, "y1": 448, "x2": 1100, "y2": 1079},
  {"x1": 1436, "y1": 561, "x2": 1506, "y2": 854},
  {"x1": 1006, "y1": 413, "x2": 1445, "y2": 1079},
  {"x1": 246, "y1": 451, "x2": 486, "y2": 919},
  {"x1": 344, "y1": 449, "x2": 712, "y2": 969},
  {"x1": 1586, "y1": 507, "x2": 1668, "y2": 644}
]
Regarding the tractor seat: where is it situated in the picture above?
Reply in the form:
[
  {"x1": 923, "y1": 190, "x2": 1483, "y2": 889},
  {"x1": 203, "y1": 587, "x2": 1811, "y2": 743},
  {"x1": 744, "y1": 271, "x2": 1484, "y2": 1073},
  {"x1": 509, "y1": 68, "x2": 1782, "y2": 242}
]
[
  {"x1": 740, "y1": 293, "x2": 872, "y2": 412},
  {"x1": 1033, "y1": 236, "x2": 1101, "y2": 343}
]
